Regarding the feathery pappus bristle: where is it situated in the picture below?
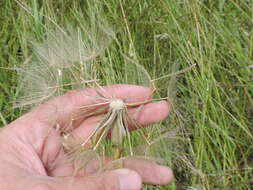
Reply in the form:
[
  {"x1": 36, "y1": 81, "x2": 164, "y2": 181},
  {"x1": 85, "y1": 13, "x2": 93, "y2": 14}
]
[{"x1": 14, "y1": 23, "x2": 115, "y2": 109}]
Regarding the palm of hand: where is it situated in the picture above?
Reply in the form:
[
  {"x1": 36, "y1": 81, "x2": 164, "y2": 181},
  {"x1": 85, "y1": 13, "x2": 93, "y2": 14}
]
[{"x1": 0, "y1": 85, "x2": 173, "y2": 190}]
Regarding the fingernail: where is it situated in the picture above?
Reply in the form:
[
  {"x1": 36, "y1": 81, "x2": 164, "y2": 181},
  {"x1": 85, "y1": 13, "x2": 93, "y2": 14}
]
[{"x1": 115, "y1": 169, "x2": 142, "y2": 190}]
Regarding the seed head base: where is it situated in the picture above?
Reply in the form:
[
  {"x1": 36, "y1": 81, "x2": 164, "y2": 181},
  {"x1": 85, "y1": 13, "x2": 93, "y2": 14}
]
[{"x1": 109, "y1": 99, "x2": 124, "y2": 110}]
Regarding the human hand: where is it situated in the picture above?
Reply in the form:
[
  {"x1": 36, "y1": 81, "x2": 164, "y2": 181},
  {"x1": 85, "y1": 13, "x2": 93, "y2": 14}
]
[{"x1": 0, "y1": 85, "x2": 173, "y2": 190}]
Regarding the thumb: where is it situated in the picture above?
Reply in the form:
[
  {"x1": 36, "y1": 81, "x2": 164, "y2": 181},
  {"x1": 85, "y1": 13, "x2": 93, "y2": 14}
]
[{"x1": 35, "y1": 169, "x2": 142, "y2": 190}]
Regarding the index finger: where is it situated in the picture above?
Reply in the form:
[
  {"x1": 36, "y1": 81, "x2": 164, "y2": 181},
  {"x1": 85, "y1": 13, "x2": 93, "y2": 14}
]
[{"x1": 25, "y1": 84, "x2": 152, "y2": 126}]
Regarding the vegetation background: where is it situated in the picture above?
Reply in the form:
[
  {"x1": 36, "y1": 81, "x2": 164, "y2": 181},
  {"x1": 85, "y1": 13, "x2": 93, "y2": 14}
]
[{"x1": 0, "y1": 0, "x2": 252, "y2": 189}]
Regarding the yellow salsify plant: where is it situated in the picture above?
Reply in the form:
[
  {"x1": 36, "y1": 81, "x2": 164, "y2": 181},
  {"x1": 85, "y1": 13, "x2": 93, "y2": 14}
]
[{"x1": 13, "y1": 20, "x2": 195, "y2": 177}]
